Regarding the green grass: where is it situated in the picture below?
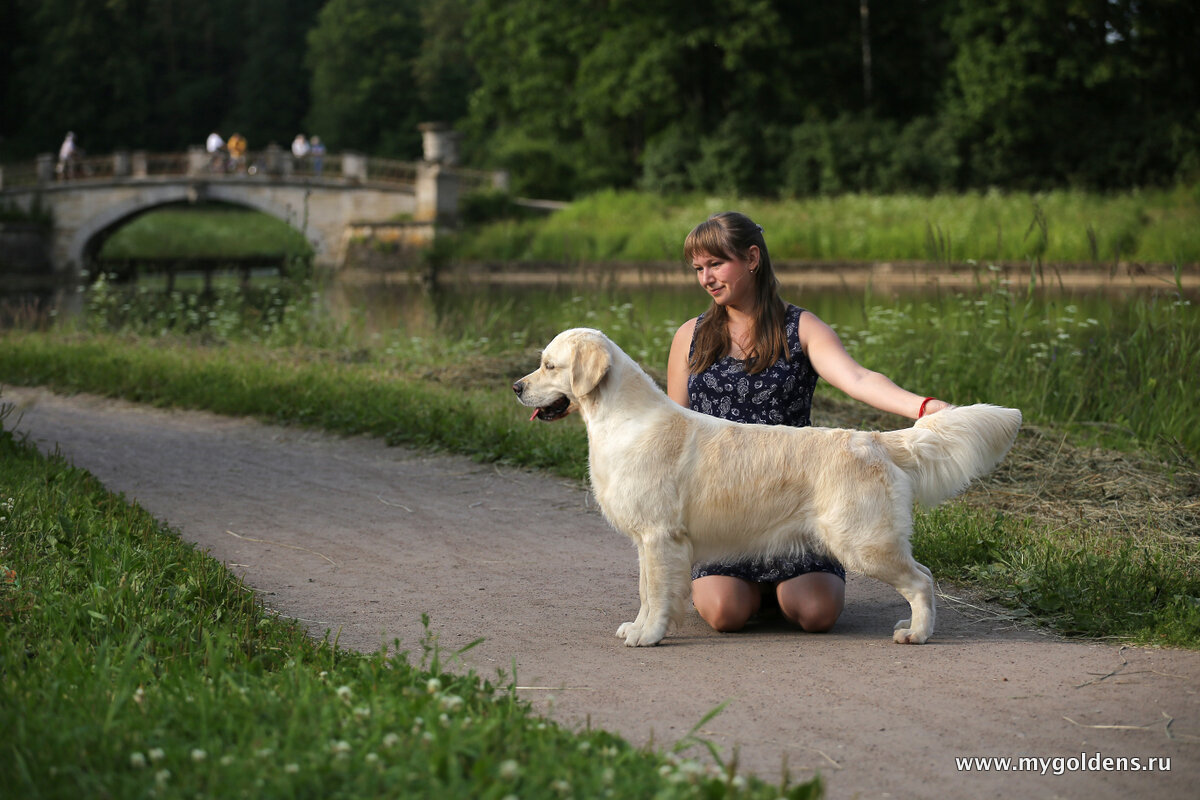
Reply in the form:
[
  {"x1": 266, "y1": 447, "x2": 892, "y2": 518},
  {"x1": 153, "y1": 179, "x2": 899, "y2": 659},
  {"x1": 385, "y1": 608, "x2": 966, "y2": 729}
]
[
  {"x1": 98, "y1": 203, "x2": 313, "y2": 260},
  {"x1": 449, "y1": 186, "x2": 1200, "y2": 265},
  {"x1": 0, "y1": 409, "x2": 820, "y2": 799}
]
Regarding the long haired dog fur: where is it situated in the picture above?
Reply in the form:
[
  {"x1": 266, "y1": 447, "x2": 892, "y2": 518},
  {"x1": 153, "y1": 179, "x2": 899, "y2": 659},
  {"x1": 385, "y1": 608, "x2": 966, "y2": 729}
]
[{"x1": 513, "y1": 328, "x2": 1021, "y2": 645}]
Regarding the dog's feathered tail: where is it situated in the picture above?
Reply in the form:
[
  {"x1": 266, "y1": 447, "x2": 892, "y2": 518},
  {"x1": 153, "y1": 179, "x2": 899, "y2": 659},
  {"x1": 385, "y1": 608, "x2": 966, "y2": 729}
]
[{"x1": 880, "y1": 404, "x2": 1021, "y2": 507}]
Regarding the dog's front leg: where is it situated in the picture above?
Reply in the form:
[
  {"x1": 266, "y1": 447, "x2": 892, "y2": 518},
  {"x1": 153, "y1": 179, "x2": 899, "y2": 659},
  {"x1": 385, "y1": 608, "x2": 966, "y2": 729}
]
[
  {"x1": 618, "y1": 530, "x2": 692, "y2": 647},
  {"x1": 616, "y1": 540, "x2": 650, "y2": 640}
]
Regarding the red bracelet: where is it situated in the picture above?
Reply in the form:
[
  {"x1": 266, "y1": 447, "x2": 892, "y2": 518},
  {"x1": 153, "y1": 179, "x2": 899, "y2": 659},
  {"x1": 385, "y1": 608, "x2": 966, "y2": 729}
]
[{"x1": 918, "y1": 397, "x2": 935, "y2": 418}]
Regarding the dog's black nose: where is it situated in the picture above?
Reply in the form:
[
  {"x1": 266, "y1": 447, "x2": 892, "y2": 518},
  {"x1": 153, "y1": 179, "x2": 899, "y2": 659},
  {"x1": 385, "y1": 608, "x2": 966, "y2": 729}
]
[{"x1": 512, "y1": 380, "x2": 523, "y2": 396}]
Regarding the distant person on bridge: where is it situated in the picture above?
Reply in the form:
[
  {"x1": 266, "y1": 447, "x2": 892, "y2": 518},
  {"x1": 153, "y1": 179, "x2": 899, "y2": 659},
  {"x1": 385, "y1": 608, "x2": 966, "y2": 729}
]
[
  {"x1": 206, "y1": 131, "x2": 226, "y2": 172},
  {"x1": 309, "y1": 136, "x2": 325, "y2": 175},
  {"x1": 56, "y1": 132, "x2": 78, "y2": 180},
  {"x1": 291, "y1": 133, "x2": 310, "y2": 171},
  {"x1": 227, "y1": 133, "x2": 248, "y2": 173}
]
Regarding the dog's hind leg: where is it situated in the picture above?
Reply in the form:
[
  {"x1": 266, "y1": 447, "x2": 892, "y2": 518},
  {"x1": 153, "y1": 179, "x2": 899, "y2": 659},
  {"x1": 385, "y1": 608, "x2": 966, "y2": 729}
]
[
  {"x1": 618, "y1": 530, "x2": 692, "y2": 647},
  {"x1": 847, "y1": 519, "x2": 936, "y2": 644},
  {"x1": 887, "y1": 558, "x2": 936, "y2": 644}
]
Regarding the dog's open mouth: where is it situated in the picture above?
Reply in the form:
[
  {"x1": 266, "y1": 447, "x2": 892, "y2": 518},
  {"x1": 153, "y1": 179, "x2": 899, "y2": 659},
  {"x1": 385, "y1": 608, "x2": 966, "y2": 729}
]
[{"x1": 529, "y1": 395, "x2": 572, "y2": 422}]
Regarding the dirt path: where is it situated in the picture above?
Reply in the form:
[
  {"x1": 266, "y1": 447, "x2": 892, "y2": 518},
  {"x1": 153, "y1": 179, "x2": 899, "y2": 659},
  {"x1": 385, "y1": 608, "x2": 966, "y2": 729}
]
[{"x1": 6, "y1": 385, "x2": 1197, "y2": 799}]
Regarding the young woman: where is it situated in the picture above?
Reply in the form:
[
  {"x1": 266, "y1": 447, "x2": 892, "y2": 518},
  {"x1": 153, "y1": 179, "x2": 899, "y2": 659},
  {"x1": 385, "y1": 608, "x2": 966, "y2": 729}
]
[{"x1": 667, "y1": 212, "x2": 950, "y2": 634}]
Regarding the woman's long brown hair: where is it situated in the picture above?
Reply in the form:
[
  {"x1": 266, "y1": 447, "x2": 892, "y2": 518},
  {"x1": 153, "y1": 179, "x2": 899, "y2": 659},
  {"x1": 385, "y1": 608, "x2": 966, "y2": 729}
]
[{"x1": 683, "y1": 212, "x2": 788, "y2": 375}]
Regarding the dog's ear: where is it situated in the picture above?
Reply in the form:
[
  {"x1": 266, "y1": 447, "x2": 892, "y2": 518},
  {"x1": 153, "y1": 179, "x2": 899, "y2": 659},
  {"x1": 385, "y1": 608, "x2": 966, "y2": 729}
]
[{"x1": 570, "y1": 335, "x2": 612, "y2": 398}]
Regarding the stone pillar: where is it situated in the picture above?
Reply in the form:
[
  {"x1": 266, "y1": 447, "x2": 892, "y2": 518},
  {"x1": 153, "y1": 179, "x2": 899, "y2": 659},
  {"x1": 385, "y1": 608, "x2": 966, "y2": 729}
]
[
  {"x1": 342, "y1": 151, "x2": 368, "y2": 182},
  {"x1": 37, "y1": 153, "x2": 55, "y2": 184},
  {"x1": 416, "y1": 162, "x2": 461, "y2": 225},
  {"x1": 113, "y1": 150, "x2": 131, "y2": 178},
  {"x1": 132, "y1": 151, "x2": 148, "y2": 178},
  {"x1": 187, "y1": 145, "x2": 208, "y2": 176},
  {"x1": 265, "y1": 142, "x2": 286, "y2": 176},
  {"x1": 419, "y1": 122, "x2": 460, "y2": 165}
]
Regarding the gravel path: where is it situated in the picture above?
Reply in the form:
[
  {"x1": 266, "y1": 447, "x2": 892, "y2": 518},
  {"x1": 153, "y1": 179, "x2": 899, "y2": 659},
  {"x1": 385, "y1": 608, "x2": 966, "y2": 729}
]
[{"x1": 6, "y1": 385, "x2": 1197, "y2": 799}]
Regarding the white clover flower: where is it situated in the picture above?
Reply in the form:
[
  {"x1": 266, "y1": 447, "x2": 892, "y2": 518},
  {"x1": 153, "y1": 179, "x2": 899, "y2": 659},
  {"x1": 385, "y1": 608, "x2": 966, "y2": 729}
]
[
  {"x1": 353, "y1": 705, "x2": 371, "y2": 720},
  {"x1": 425, "y1": 677, "x2": 442, "y2": 694},
  {"x1": 365, "y1": 753, "x2": 379, "y2": 765},
  {"x1": 335, "y1": 685, "x2": 353, "y2": 702},
  {"x1": 439, "y1": 694, "x2": 463, "y2": 711},
  {"x1": 330, "y1": 740, "x2": 351, "y2": 758},
  {"x1": 383, "y1": 733, "x2": 400, "y2": 749},
  {"x1": 284, "y1": 763, "x2": 300, "y2": 774},
  {"x1": 498, "y1": 759, "x2": 520, "y2": 780},
  {"x1": 129, "y1": 752, "x2": 147, "y2": 769},
  {"x1": 148, "y1": 748, "x2": 165, "y2": 763},
  {"x1": 190, "y1": 749, "x2": 207, "y2": 763},
  {"x1": 155, "y1": 769, "x2": 171, "y2": 787}
]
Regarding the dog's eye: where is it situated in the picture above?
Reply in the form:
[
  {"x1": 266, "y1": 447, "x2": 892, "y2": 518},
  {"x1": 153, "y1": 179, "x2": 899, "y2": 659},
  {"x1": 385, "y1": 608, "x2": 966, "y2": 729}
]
[{"x1": 544, "y1": 362, "x2": 555, "y2": 371}]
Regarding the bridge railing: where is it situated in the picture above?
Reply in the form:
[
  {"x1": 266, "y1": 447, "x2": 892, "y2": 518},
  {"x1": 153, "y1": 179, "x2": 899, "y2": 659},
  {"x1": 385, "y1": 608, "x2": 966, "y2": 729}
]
[{"x1": 0, "y1": 149, "x2": 484, "y2": 190}]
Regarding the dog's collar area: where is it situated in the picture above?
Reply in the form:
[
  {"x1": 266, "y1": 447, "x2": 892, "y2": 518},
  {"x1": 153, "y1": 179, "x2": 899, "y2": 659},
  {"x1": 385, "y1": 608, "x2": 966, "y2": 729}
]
[{"x1": 530, "y1": 395, "x2": 572, "y2": 422}]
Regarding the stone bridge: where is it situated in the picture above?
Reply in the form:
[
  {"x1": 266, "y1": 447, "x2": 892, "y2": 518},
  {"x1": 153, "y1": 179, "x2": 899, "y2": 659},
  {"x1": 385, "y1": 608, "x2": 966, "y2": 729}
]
[{"x1": 0, "y1": 125, "x2": 503, "y2": 283}]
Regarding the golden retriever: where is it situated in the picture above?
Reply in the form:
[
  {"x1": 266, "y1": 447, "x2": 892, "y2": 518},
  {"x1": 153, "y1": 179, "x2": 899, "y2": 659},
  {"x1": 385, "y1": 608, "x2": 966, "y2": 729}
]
[{"x1": 513, "y1": 328, "x2": 1021, "y2": 645}]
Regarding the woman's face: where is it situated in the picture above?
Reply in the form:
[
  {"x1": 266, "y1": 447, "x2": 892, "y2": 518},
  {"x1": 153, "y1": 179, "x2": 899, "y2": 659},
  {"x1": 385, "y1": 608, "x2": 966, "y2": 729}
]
[{"x1": 690, "y1": 246, "x2": 759, "y2": 308}]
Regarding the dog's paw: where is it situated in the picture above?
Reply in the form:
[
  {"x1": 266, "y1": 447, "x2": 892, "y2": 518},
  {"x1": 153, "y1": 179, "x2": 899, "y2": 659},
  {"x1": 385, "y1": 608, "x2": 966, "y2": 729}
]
[
  {"x1": 618, "y1": 620, "x2": 666, "y2": 647},
  {"x1": 892, "y1": 623, "x2": 930, "y2": 644}
]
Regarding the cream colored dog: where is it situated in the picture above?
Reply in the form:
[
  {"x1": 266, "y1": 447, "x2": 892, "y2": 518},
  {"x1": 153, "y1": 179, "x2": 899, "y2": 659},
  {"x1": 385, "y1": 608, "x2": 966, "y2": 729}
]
[{"x1": 513, "y1": 328, "x2": 1021, "y2": 646}]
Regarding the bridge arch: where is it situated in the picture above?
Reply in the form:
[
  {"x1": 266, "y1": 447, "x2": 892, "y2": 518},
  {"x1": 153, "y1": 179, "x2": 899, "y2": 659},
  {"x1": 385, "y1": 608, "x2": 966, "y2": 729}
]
[{"x1": 69, "y1": 183, "x2": 324, "y2": 274}]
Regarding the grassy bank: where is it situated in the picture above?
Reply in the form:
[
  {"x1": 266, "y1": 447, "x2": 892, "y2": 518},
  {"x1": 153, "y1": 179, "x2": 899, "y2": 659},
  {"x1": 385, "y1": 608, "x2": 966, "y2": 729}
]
[
  {"x1": 97, "y1": 203, "x2": 312, "y2": 261},
  {"x1": 450, "y1": 187, "x2": 1200, "y2": 265},
  {"x1": 0, "y1": 406, "x2": 820, "y2": 799}
]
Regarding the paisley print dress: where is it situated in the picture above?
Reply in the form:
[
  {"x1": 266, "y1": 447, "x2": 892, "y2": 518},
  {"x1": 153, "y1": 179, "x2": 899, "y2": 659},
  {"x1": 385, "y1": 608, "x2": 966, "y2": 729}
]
[{"x1": 687, "y1": 304, "x2": 847, "y2": 583}]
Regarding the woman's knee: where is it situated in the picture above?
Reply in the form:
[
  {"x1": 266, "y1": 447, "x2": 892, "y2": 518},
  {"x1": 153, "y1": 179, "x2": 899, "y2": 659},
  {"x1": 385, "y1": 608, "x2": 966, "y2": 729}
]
[
  {"x1": 692, "y1": 576, "x2": 759, "y2": 632},
  {"x1": 777, "y1": 573, "x2": 845, "y2": 632}
]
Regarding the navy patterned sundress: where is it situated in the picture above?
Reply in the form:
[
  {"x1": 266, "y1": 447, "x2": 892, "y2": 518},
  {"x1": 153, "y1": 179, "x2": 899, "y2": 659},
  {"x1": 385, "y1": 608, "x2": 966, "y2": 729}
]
[{"x1": 687, "y1": 304, "x2": 847, "y2": 584}]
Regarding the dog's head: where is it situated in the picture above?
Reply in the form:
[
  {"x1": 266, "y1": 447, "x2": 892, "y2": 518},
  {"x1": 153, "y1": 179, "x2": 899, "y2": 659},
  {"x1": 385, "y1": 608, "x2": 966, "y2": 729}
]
[{"x1": 512, "y1": 328, "x2": 612, "y2": 422}]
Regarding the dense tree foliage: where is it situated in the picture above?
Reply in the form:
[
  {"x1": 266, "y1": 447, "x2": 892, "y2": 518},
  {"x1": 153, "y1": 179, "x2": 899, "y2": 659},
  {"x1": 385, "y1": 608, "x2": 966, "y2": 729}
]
[{"x1": 2, "y1": 0, "x2": 1196, "y2": 197}]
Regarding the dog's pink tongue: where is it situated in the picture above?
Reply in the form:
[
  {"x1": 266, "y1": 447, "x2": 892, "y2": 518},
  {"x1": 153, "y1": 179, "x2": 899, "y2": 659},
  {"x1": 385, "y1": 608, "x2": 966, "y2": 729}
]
[{"x1": 529, "y1": 408, "x2": 540, "y2": 421}]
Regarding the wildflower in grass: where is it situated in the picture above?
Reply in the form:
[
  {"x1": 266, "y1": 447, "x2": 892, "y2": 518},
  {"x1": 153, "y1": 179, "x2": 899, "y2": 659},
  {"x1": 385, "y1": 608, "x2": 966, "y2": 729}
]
[
  {"x1": 130, "y1": 752, "x2": 147, "y2": 769},
  {"x1": 155, "y1": 769, "x2": 171, "y2": 788},
  {"x1": 330, "y1": 740, "x2": 351, "y2": 758},
  {"x1": 425, "y1": 677, "x2": 441, "y2": 694},
  {"x1": 132, "y1": 686, "x2": 144, "y2": 706},
  {"x1": 191, "y1": 749, "x2": 207, "y2": 763},
  {"x1": 439, "y1": 694, "x2": 463, "y2": 711},
  {"x1": 285, "y1": 763, "x2": 299, "y2": 774},
  {"x1": 498, "y1": 759, "x2": 520, "y2": 780},
  {"x1": 148, "y1": 748, "x2": 165, "y2": 763},
  {"x1": 353, "y1": 705, "x2": 371, "y2": 720},
  {"x1": 335, "y1": 685, "x2": 352, "y2": 702},
  {"x1": 553, "y1": 778, "x2": 571, "y2": 794},
  {"x1": 383, "y1": 733, "x2": 400, "y2": 749}
]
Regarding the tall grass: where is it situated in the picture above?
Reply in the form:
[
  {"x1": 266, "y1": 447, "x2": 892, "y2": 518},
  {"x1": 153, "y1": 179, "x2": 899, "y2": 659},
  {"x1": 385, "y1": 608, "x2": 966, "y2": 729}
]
[
  {"x1": 828, "y1": 275, "x2": 1200, "y2": 454},
  {"x1": 451, "y1": 186, "x2": 1200, "y2": 264},
  {"x1": 97, "y1": 203, "x2": 312, "y2": 260}
]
